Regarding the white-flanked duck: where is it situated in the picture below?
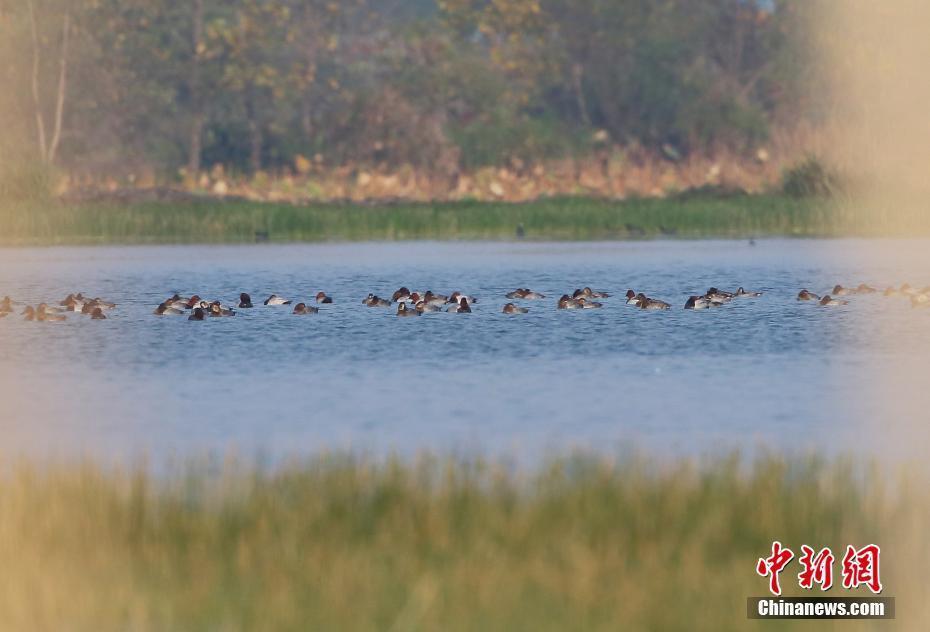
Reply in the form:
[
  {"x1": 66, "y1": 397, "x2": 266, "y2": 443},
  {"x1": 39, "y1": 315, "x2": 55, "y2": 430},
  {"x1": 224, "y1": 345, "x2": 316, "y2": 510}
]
[
  {"x1": 819, "y1": 295, "x2": 848, "y2": 307},
  {"x1": 415, "y1": 300, "x2": 440, "y2": 313},
  {"x1": 577, "y1": 297, "x2": 603, "y2": 309},
  {"x1": 447, "y1": 292, "x2": 476, "y2": 306},
  {"x1": 154, "y1": 302, "x2": 185, "y2": 316},
  {"x1": 625, "y1": 290, "x2": 644, "y2": 306},
  {"x1": 684, "y1": 295, "x2": 714, "y2": 310},
  {"x1": 557, "y1": 295, "x2": 583, "y2": 309},
  {"x1": 502, "y1": 303, "x2": 529, "y2": 314},
  {"x1": 506, "y1": 288, "x2": 545, "y2": 300},
  {"x1": 264, "y1": 294, "x2": 291, "y2": 306},
  {"x1": 391, "y1": 287, "x2": 412, "y2": 303},
  {"x1": 446, "y1": 297, "x2": 472, "y2": 313},
  {"x1": 36, "y1": 304, "x2": 66, "y2": 322},
  {"x1": 735, "y1": 287, "x2": 762, "y2": 298}
]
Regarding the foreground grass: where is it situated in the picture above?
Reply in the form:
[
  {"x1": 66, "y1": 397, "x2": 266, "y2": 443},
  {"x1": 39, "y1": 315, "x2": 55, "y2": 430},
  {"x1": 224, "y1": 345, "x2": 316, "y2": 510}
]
[
  {"x1": 0, "y1": 453, "x2": 926, "y2": 631},
  {"x1": 0, "y1": 194, "x2": 875, "y2": 245}
]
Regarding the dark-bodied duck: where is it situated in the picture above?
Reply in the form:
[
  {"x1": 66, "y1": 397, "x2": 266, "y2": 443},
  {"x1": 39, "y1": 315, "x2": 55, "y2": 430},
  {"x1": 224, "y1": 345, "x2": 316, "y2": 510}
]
[
  {"x1": 209, "y1": 302, "x2": 236, "y2": 317},
  {"x1": 91, "y1": 307, "x2": 107, "y2": 320},
  {"x1": 502, "y1": 303, "x2": 528, "y2": 314},
  {"x1": 447, "y1": 297, "x2": 472, "y2": 313},
  {"x1": 397, "y1": 302, "x2": 419, "y2": 317},
  {"x1": 264, "y1": 294, "x2": 291, "y2": 306},
  {"x1": 819, "y1": 295, "x2": 848, "y2": 307},
  {"x1": 625, "y1": 290, "x2": 644, "y2": 306},
  {"x1": 557, "y1": 295, "x2": 583, "y2": 309},
  {"x1": 363, "y1": 293, "x2": 391, "y2": 307},
  {"x1": 239, "y1": 293, "x2": 254, "y2": 308},
  {"x1": 315, "y1": 292, "x2": 333, "y2": 304},
  {"x1": 188, "y1": 307, "x2": 207, "y2": 320},
  {"x1": 797, "y1": 289, "x2": 820, "y2": 301},
  {"x1": 640, "y1": 297, "x2": 671, "y2": 310},
  {"x1": 293, "y1": 302, "x2": 319, "y2": 315},
  {"x1": 577, "y1": 297, "x2": 603, "y2": 309}
]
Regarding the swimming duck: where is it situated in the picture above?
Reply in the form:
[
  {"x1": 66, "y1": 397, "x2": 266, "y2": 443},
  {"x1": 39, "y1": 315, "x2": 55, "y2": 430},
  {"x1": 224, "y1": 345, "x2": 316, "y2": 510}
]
[
  {"x1": 883, "y1": 287, "x2": 899, "y2": 297},
  {"x1": 506, "y1": 288, "x2": 546, "y2": 300},
  {"x1": 90, "y1": 298, "x2": 117, "y2": 309},
  {"x1": 188, "y1": 307, "x2": 206, "y2": 320},
  {"x1": 855, "y1": 283, "x2": 877, "y2": 294},
  {"x1": 209, "y1": 302, "x2": 236, "y2": 317},
  {"x1": 415, "y1": 300, "x2": 440, "y2": 313},
  {"x1": 900, "y1": 283, "x2": 916, "y2": 296},
  {"x1": 819, "y1": 295, "x2": 848, "y2": 307},
  {"x1": 36, "y1": 304, "x2": 66, "y2": 322},
  {"x1": 264, "y1": 294, "x2": 291, "y2": 306},
  {"x1": 1, "y1": 296, "x2": 14, "y2": 313},
  {"x1": 422, "y1": 291, "x2": 447, "y2": 308},
  {"x1": 502, "y1": 303, "x2": 529, "y2": 314},
  {"x1": 797, "y1": 289, "x2": 820, "y2": 301},
  {"x1": 684, "y1": 295, "x2": 713, "y2": 310},
  {"x1": 640, "y1": 297, "x2": 671, "y2": 310},
  {"x1": 831, "y1": 285, "x2": 852, "y2": 296},
  {"x1": 90, "y1": 307, "x2": 107, "y2": 320},
  {"x1": 576, "y1": 298, "x2": 602, "y2": 309},
  {"x1": 910, "y1": 294, "x2": 930, "y2": 308},
  {"x1": 22, "y1": 306, "x2": 36, "y2": 321},
  {"x1": 447, "y1": 292, "x2": 476, "y2": 306},
  {"x1": 154, "y1": 302, "x2": 185, "y2": 316},
  {"x1": 705, "y1": 288, "x2": 733, "y2": 303},
  {"x1": 293, "y1": 303, "x2": 319, "y2": 315},
  {"x1": 239, "y1": 293, "x2": 254, "y2": 308},
  {"x1": 735, "y1": 287, "x2": 762, "y2": 298},
  {"x1": 315, "y1": 292, "x2": 333, "y2": 304},
  {"x1": 37, "y1": 302, "x2": 66, "y2": 315},
  {"x1": 185, "y1": 295, "x2": 203, "y2": 309},
  {"x1": 625, "y1": 290, "x2": 644, "y2": 306},
  {"x1": 447, "y1": 297, "x2": 472, "y2": 313},
  {"x1": 581, "y1": 286, "x2": 609, "y2": 299},
  {"x1": 363, "y1": 293, "x2": 391, "y2": 307},
  {"x1": 397, "y1": 302, "x2": 419, "y2": 317},
  {"x1": 557, "y1": 295, "x2": 583, "y2": 309},
  {"x1": 391, "y1": 287, "x2": 412, "y2": 303}
]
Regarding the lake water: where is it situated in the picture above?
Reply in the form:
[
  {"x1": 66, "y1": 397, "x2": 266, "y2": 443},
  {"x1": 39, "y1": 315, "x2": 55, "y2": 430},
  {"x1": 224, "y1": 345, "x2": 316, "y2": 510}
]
[{"x1": 1, "y1": 239, "x2": 929, "y2": 463}]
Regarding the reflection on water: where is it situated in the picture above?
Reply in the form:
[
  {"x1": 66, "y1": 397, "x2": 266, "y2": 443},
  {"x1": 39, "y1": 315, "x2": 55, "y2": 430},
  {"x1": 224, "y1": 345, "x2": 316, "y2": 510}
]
[{"x1": 0, "y1": 239, "x2": 928, "y2": 462}]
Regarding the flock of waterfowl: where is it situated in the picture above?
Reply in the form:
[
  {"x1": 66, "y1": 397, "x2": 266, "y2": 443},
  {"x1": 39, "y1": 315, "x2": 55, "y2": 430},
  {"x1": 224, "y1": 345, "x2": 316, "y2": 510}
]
[{"x1": 3, "y1": 281, "x2": 928, "y2": 323}]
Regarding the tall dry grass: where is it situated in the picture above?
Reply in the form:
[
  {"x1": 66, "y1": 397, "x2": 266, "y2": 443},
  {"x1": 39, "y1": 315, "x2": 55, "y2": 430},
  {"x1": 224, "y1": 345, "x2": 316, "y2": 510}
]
[{"x1": 0, "y1": 453, "x2": 925, "y2": 631}]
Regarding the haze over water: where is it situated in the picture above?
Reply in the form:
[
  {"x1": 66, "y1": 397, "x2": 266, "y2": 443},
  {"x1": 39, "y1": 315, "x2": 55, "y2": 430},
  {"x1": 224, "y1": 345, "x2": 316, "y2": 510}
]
[{"x1": 2, "y1": 239, "x2": 928, "y2": 464}]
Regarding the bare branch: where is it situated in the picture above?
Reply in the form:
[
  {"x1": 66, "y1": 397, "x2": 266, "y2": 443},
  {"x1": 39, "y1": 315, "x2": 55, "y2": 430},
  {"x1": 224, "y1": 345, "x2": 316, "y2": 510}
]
[
  {"x1": 48, "y1": 10, "x2": 70, "y2": 165},
  {"x1": 26, "y1": 0, "x2": 47, "y2": 162}
]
